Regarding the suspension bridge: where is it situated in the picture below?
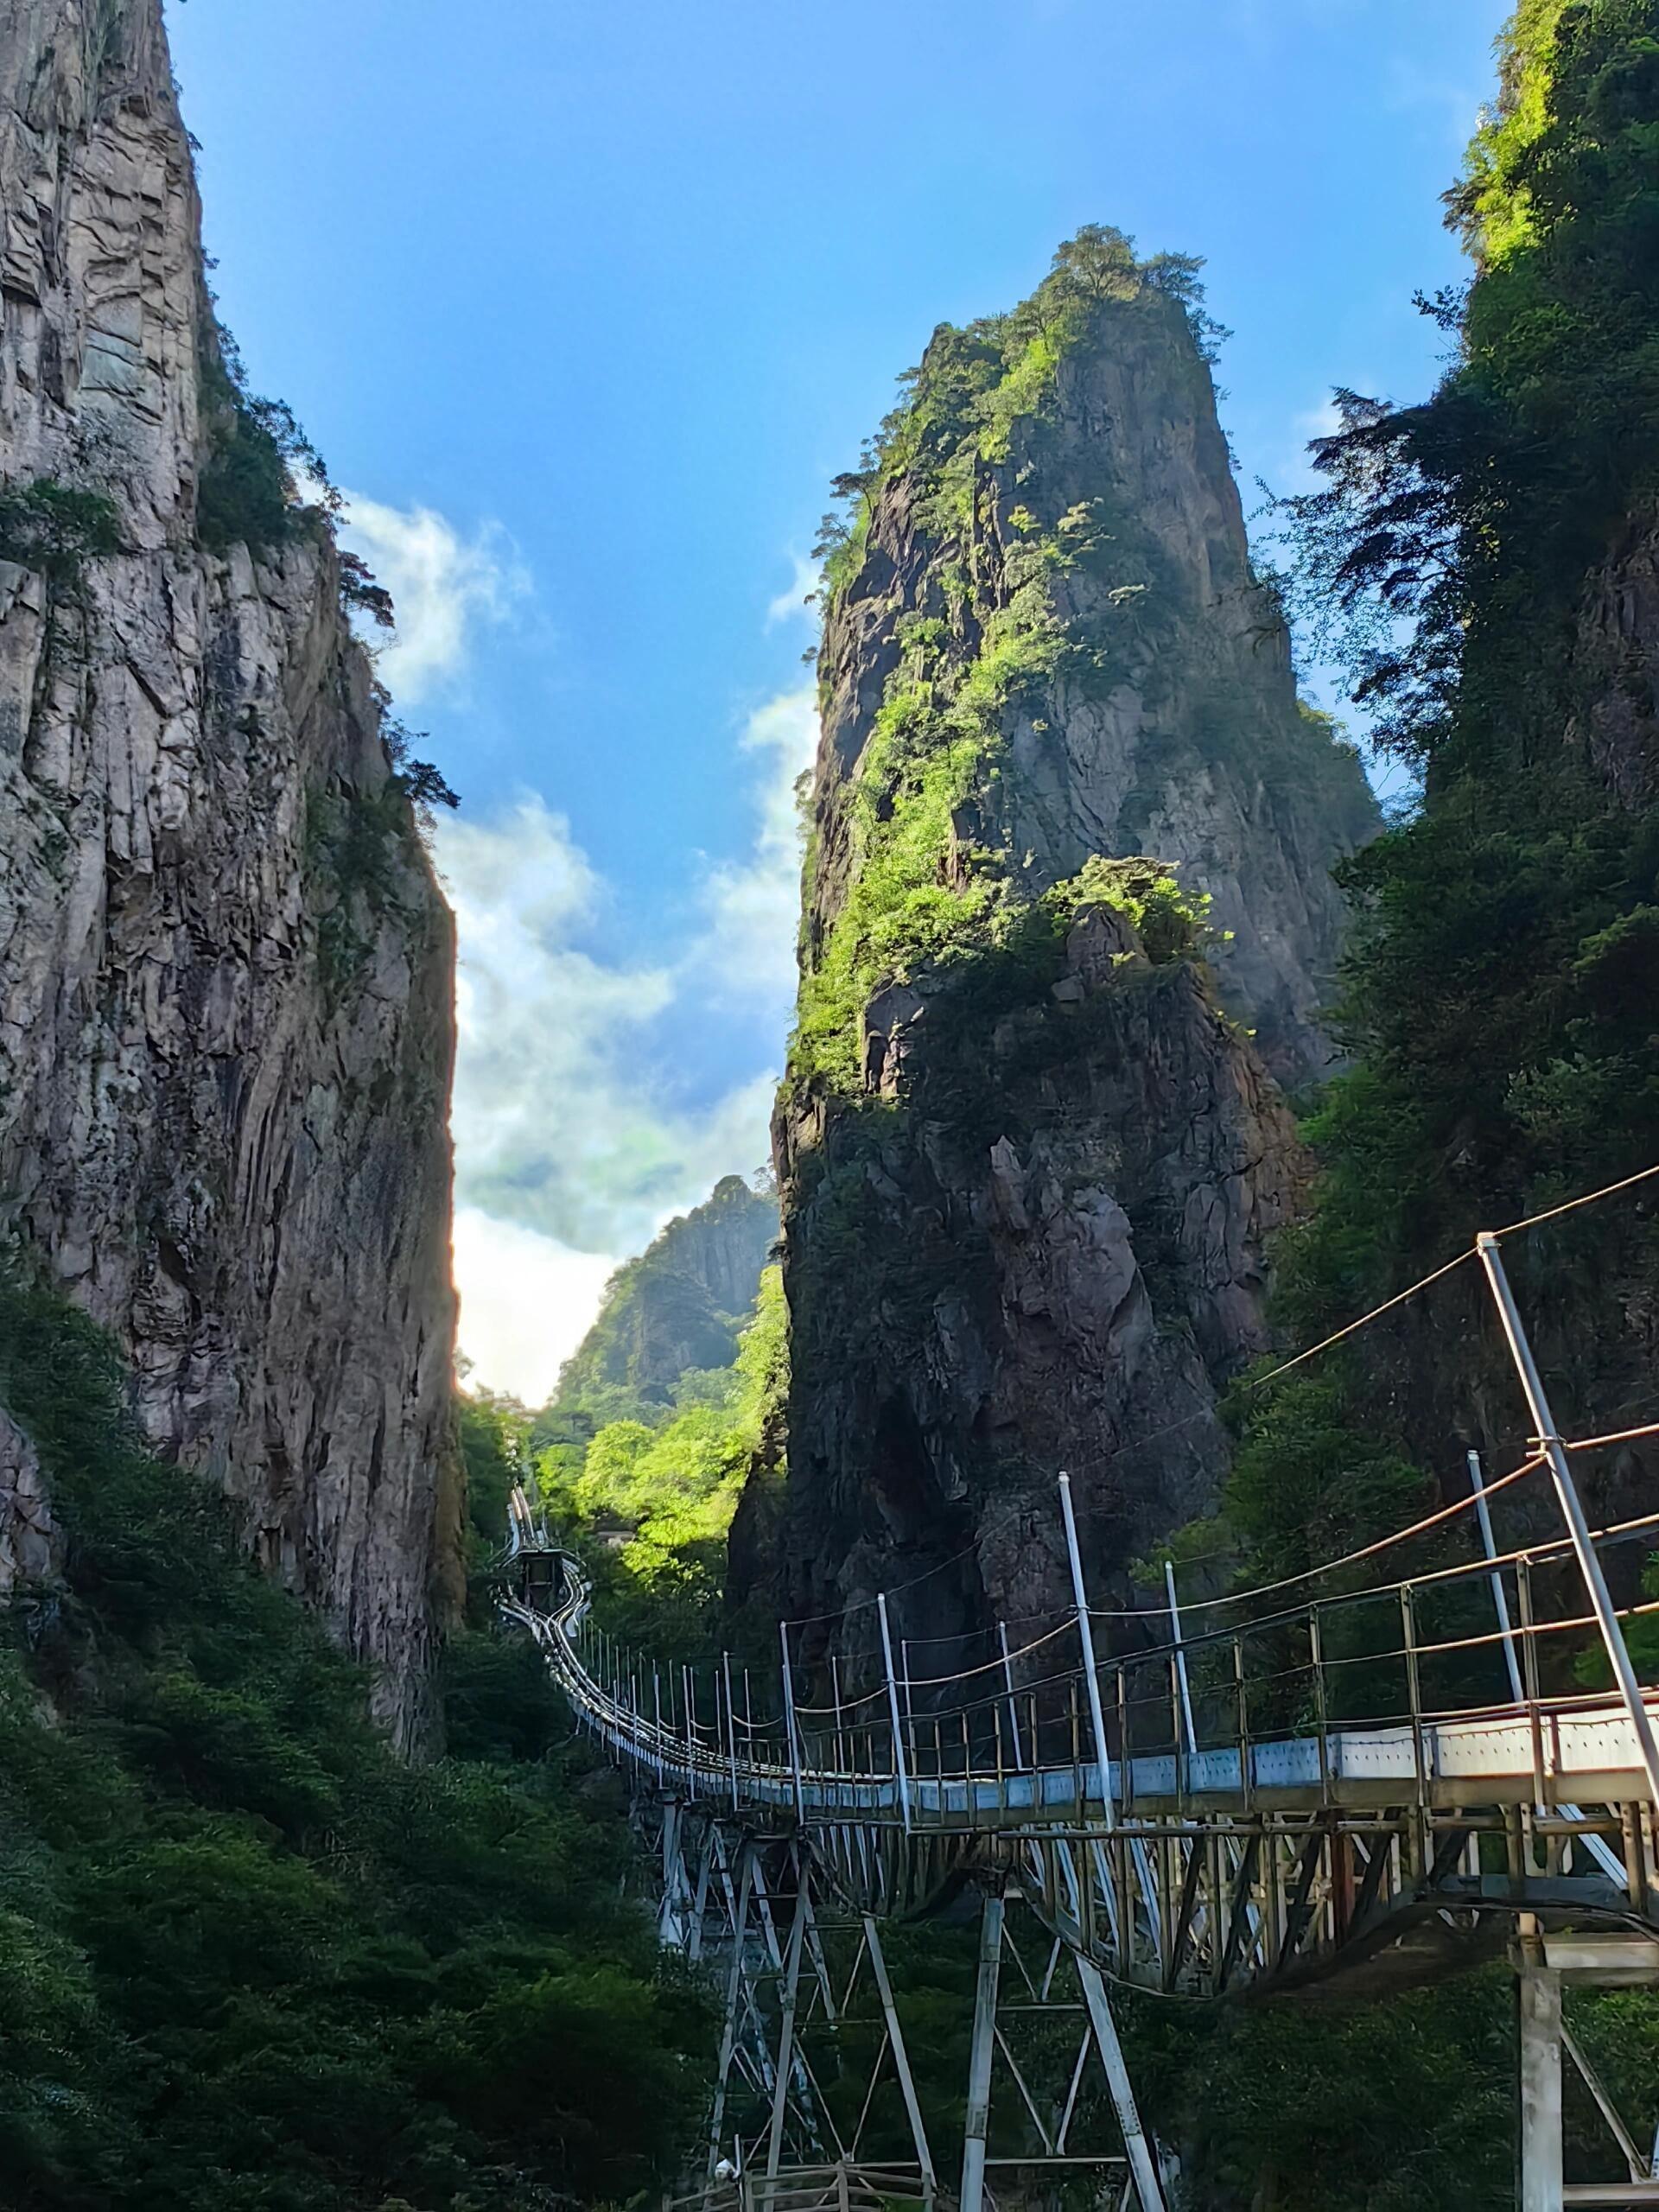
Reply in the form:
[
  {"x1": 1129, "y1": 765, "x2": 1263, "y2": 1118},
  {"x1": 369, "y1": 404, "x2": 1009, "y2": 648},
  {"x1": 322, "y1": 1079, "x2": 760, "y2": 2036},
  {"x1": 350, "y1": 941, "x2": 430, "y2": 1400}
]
[{"x1": 500, "y1": 1200, "x2": 1659, "y2": 2211}]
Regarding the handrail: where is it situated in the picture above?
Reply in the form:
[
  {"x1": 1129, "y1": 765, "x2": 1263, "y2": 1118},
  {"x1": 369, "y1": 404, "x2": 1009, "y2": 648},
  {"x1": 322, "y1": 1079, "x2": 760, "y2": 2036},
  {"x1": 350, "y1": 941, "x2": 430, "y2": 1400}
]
[{"x1": 500, "y1": 1530, "x2": 1659, "y2": 1835}]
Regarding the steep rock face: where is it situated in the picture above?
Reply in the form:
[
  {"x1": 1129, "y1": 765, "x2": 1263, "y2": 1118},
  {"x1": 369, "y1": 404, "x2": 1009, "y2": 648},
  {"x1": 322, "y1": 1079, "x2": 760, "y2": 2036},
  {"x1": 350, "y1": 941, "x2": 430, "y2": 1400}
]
[
  {"x1": 0, "y1": 0, "x2": 460, "y2": 1745},
  {"x1": 1572, "y1": 502, "x2": 1659, "y2": 810},
  {"x1": 546, "y1": 1175, "x2": 778, "y2": 1424},
  {"x1": 739, "y1": 900, "x2": 1306, "y2": 1664},
  {"x1": 735, "y1": 238, "x2": 1348, "y2": 1663},
  {"x1": 806, "y1": 258, "x2": 1378, "y2": 1093}
]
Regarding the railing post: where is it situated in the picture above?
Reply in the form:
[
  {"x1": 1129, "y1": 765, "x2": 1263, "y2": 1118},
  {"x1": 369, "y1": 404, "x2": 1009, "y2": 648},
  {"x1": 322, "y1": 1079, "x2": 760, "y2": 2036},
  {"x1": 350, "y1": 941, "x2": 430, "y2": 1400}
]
[
  {"x1": 899, "y1": 1637, "x2": 919, "y2": 1802},
  {"x1": 683, "y1": 1664, "x2": 698, "y2": 1797},
  {"x1": 1165, "y1": 1560, "x2": 1198, "y2": 1762},
  {"x1": 997, "y1": 1621, "x2": 1027, "y2": 1770},
  {"x1": 724, "y1": 1649, "x2": 740, "y2": 1810},
  {"x1": 1401, "y1": 1582, "x2": 1429, "y2": 1872},
  {"x1": 830, "y1": 1653, "x2": 845, "y2": 1776},
  {"x1": 779, "y1": 1621, "x2": 805, "y2": 1824},
  {"x1": 878, "y1": 1593, "x2": 913, "y2": 1833},
  {"x1": 1309, "y1": 1603, "x2": 1332, "y2": 1807},
  {"x1": 1058, "y1": 1472, "x2": 1118, "y2": 1824},
  {"x1": 1516, "y1": 1553, "x2": 1548, "y2": 1810},
  {"x1": 1117, "y1": 1665, "x2": 1133, "y2": 1815},
  {"x1": 1233, "y1": 1633, "x2": 1253, "y2": 1810},
  {"x1": 1477, "y1": 1230, "x2": 1659, "y2": 1805}
]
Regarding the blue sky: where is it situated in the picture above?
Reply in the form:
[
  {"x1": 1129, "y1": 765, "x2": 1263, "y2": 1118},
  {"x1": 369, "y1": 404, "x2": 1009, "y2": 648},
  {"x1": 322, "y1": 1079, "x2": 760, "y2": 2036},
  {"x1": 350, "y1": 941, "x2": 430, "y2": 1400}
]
[{"x1": 167, "y1": 0, "x2": 1510, "y2": 1398}]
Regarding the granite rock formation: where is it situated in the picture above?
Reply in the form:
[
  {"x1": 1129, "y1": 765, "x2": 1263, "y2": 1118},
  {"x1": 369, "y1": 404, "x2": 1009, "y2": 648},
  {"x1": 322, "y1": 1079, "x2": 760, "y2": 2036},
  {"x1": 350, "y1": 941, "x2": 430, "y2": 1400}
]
[
  {"x1": 0, "y1": 0, "x2": 460, "y2": 1745},
  {"x1": 543, "y1": 1175, "x2": 779, "y2": 1431},
  {"x1": 734, "y1": 235, "x2": 1369, "y2": 1666}
]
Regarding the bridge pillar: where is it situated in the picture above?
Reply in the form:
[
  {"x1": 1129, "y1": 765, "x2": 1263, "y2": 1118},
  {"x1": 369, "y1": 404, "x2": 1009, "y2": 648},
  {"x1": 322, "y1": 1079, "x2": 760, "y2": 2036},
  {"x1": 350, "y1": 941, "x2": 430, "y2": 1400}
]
[
  {"x1": 1517, "y1": 1955, "x2": 1563, "y2": 2211},
  {"x1": 959, "y1": 1891, "x2": 1004, "y2": 2212}
]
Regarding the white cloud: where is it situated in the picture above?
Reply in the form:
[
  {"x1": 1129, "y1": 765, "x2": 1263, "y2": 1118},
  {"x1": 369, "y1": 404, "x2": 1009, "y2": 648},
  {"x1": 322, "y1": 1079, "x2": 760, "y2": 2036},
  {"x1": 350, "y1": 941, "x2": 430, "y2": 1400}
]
[
  {"x1": 453, "y1": 1210, "x2": 620, "y2": 1404},
  {"x1": 766, "y1": 552, "x2": 819, "y2": 629},
  {"x1": 691, "y1": 686, "x2": 817, "y2": 1007},
  {"x1": 338, "y1": 491, "x2": 528, "y2": 702},
  {"x1": 434, "y1": 690, "x2": 813, "y2": 1397}
]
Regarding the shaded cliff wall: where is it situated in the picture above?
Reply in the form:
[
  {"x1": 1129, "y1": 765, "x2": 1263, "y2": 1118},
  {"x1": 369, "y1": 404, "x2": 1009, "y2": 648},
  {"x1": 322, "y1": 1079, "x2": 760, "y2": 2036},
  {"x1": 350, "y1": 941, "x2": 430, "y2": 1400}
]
[
  {"x1": 733, "y1": 236, "x2": 1365, "y2": 1665},
  {"x1": 0, "y1": 0, "x2": 460, "y2": 1745}
]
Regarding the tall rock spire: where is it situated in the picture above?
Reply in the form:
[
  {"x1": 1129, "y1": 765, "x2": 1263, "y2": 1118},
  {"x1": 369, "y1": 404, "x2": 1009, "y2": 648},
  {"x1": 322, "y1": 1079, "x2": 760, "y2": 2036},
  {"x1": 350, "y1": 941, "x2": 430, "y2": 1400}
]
[{"x1": 733, "y1": 232, "x2": 1375, "y2": 1658}]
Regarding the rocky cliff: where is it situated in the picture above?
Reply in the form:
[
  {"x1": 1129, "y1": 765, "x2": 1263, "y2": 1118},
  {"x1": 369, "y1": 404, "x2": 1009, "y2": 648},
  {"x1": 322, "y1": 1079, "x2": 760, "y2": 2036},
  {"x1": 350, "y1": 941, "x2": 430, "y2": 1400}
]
[
  {"x1": 732, "y1": 232, "x2": 1372, "y2": 1665},
  {"x1": 541, "y1": 1175, "x2": 779, "y2": 1433},
  {"x1": 0, "y1": 0, "x2": 460, "y2": 1746}
]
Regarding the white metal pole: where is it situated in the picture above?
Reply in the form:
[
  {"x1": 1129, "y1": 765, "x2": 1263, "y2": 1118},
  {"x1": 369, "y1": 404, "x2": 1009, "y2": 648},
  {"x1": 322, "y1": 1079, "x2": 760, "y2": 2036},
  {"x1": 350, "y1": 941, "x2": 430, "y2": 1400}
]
[
  {"x1": 863, "y1": 1913, "x2": 937, "y2": 2190},
  {"x1": 900, "y1": 1637, "x2": 918, "y2": 1791},
  {"x1": 1468, "y1": 1449, "x2": 1525, "y2": 1707},
  {"x1": 960, "y1": 1891, "x2": 1004, "y2": 2212},
  {"x1": 998, "y1": 1621, "x2": 1027, "y2": 1770},
  {"x1": 830, "y1": 1653, "x2": 845, "y2": 1776},
  {"x1": 1478, "y1": 1231, "x2": 1659, "y2": 1804},
  {"x1": 878, "y1": 1592, "x2": 913, "y2": 1832},
  {"x1": 683, "y1": 1664, "x2": 699, "y2": 1797},
  {"x1": 1517, "y1": 1958, "x2": 1563, "y2": 2212},
  {"x1": 1059, "y1": 1472, "x2": 1118, "y2": 1823},
  {"x1": 1164, "y1": 1560, "x2": 1198, "y2": 1760},
  {"x1": 764, "y1": 1873, "x2": 810, "y2": 2179},
  {"x1": 1077, "y1": 1954, "x2": 1169, "y2": 2212},
  {"x1": 779, "y1": 1621, "x2": 806, "y2": 1823},
  {"x1": 724, "y1": 1649, "x2": 741, "y2": 1809}
]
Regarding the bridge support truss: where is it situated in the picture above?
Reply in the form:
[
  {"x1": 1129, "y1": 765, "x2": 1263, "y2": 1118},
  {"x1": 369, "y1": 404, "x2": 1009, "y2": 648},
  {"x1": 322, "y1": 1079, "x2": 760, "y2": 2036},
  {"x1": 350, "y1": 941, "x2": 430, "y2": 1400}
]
[
  {"x1": 1517, "y1": 1931, "x2": 1659, "y2": 2210},
  {"x1": 648, "y1": 1797, "x2": 1170, "y2": 2210}
]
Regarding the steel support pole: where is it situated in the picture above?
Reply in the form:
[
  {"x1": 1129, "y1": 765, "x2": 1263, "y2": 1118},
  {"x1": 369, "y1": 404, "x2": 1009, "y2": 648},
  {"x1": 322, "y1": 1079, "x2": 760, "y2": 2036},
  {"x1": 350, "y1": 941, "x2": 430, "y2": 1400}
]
[
  {"x1": 1058, "y1": 1472, "x2": 1118, "y2": 1823},
  {"x1": 1164, "y1": 1560, "x2": 1198, "y2": 1760},
  {"x1": 1469, "y1": 1449, "x2": 1526, "y2": 1707},
  {"x1": 1478, "y1": 1232, "x2": 1659, "y2": 1806},
  {"x1": 998, "y1": 1621, "x2": 1027, "y2": 1770},
  {"x1": 780, "y1": 1622, "x2": 806, "y2": 1823},
  {"x1": 863, "y1": 1913, "x2": 937, "y2": 2192},
  {"x1": 724, "y1": 1649, "x2": 741, "y2": 1810},
  {"x1": 1077, "y1": 1955, "x2": 1169, "y2": 2212},
  {"x1": 765, "y1": 1873, "x2": 811, "y2": 2178},
  {"x1": 1518, "y1": 1957, "x2": 1564, "y2": 2212},
  {"x1": 878, "y1": 1593, "x2": 913, "y2": 1832},
  {"x1": 960, "y1": 1891, "x2": 1005, "y2": 2212},
  {"x1": 658, "y1": 1797, "x2": 684, "y2": 1948}
]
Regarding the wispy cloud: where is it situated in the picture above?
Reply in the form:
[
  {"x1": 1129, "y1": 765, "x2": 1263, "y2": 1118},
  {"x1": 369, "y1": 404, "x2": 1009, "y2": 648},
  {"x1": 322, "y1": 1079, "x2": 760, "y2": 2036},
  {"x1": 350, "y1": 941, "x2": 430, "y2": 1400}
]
[
  {"x1": 766, "y1": 552, "x2": 819, "y2": 630},
  {"x1": 690, "y1": 686, "x2": 817, "y2": 1007},
  {"x1": 338, "y1": 491, "x2": 529, "y2": 702},
  {"x1": 451, "y1": 1211, "x2": 619, "y2": 1405}
]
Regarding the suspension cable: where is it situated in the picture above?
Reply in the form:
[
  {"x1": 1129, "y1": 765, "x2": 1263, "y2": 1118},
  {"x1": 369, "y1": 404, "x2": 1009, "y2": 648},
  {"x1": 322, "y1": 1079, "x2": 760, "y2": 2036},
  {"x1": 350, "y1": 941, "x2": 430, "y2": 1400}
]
[{"x1": 1490, "y1": 1157, "x2": 1659, "y2": 1239}]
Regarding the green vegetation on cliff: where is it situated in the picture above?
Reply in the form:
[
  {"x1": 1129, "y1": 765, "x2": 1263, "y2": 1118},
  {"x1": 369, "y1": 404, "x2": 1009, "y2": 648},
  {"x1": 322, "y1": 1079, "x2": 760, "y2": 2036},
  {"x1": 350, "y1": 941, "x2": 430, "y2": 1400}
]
[
  {"x1": 792, "y1": 229, "x2": 1232, "y2": 1095},
  {"x1": 1282, "y1": 0, "x2": 1659, "y2": 1276},
  {"x1": 538, "y1": 1264, "x2": 788, "y2": 1657},
  {"x1": 0, "y1": 1276, "x2": 711, "y2": 2210},
  {"x1": 1097, "y1": 7, "x2": 1659, "y2": 2198},
  {"x1": 535, "y1": 1175, "x2": 777, "y2": 1440}
]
